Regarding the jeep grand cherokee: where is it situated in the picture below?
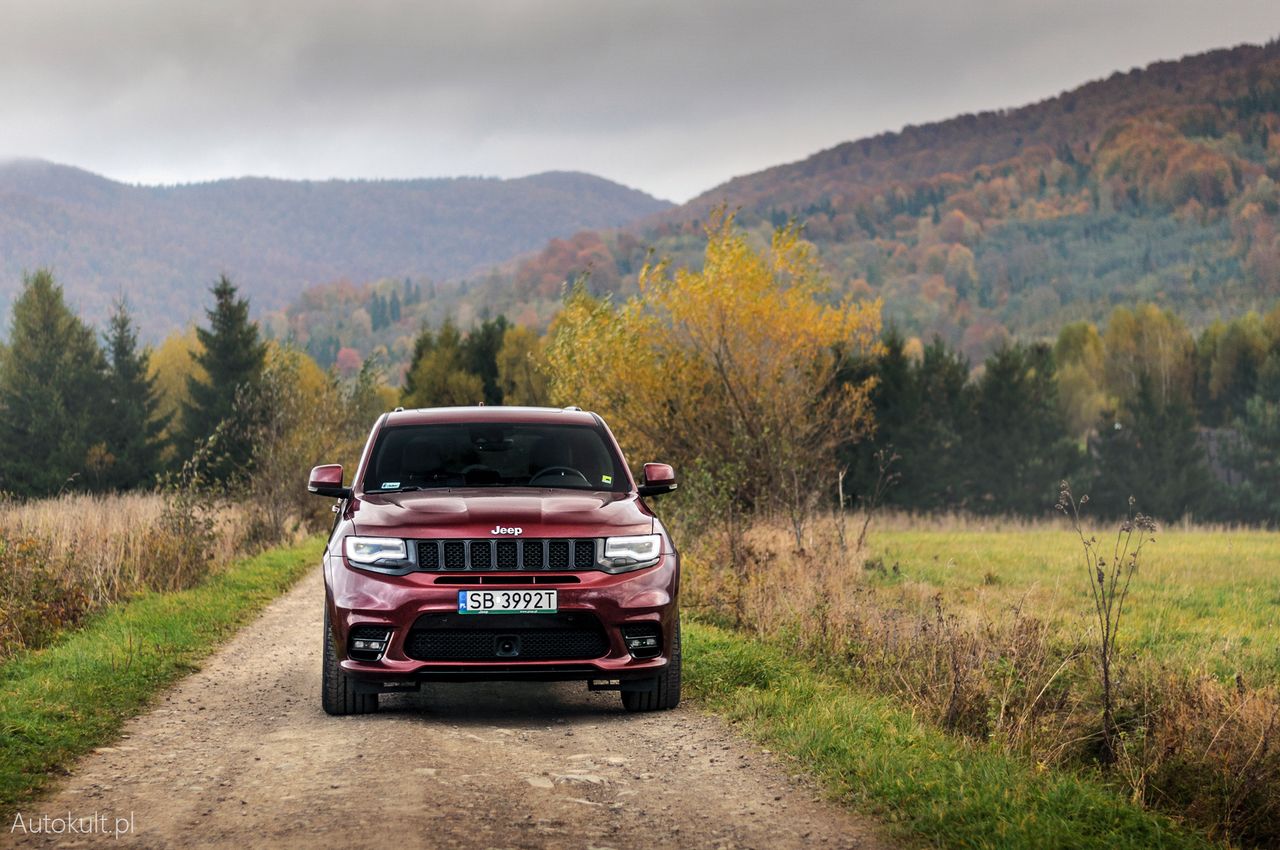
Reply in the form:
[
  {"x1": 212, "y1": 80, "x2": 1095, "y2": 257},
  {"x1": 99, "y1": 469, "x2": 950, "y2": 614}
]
[{"x1": 307, "y1": 405, "x2": 680, "y2": 715}]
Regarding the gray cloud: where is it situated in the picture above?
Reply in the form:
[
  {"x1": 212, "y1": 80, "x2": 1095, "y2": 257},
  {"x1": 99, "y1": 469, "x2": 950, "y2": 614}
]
[{"x1": 0, "y1": 0, "x2": 1277, "y2": 201}]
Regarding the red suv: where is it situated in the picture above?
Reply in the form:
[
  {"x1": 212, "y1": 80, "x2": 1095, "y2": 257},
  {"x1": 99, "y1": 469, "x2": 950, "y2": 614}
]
[{"x1": 307, "y1": 405, "x2": 681, "y2": 715}]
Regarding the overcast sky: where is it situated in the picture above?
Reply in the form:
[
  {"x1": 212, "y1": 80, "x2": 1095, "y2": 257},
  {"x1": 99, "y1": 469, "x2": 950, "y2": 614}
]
[{"x1": 0, "y1": 1, "x2": 1277, "y2": 203}]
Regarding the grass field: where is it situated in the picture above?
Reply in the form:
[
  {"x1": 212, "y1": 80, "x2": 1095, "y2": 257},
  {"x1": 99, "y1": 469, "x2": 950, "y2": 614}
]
[
  {"x1": 680, "y1": 512, "x2": 1280, "y2": 846},
  {"x1": 864, "y1": 519, "x2": 1280, "y2": 681}
]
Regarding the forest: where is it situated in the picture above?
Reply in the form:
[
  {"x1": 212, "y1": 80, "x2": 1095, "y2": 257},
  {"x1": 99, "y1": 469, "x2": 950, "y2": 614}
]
[{"x1": 5, "y1": 232, "x2": 1280, "y2": 527}]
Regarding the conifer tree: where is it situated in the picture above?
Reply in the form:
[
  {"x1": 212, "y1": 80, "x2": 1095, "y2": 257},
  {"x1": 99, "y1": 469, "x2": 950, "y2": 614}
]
[
  {"x1": 179, "y1": 275, "x2": 267, "y2": 479},
  {"x1": 100, "y1": 300, "x2": 166, "y2": 490},
  {"x1": 897, "y1": 337, "x2": 971, "y2": 510},
  {"x1": 1227, "y1": 351, "x2": 1280, "y2": 522},
  {"x1": 461, "y1": 315, "x2": 510, "y2": 405},
  {"x1": 969, "y1": 343, "x2": 1079, "y2": 514},
  {"x1": 0, "y1": 270, "x2": 108, "y2": 495},
  {"x1": 1090, "y1": 374, "x2": 1212, "y2": 520}
]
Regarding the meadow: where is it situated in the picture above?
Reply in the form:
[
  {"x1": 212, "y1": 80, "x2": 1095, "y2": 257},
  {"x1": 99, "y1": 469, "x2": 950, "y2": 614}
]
[
  {"x1": 867, "y1": 516, "x2": 1280, "y2": 681},
  {"x1": 679, "y1": 511, "x2": 1280, "y2": 846}
]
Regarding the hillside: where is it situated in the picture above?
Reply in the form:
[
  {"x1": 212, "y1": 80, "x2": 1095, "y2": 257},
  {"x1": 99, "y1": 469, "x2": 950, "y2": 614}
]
[
  {"x1": 288, "y1": 39, "x2": 1280, "y2": 373},
  {"x1": 0, "y1": 161, "x2": 671, "y2": 339}
]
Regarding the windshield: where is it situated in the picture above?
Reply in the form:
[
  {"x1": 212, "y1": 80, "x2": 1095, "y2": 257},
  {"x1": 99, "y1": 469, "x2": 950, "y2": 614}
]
[{"x1": 361, "y1": 422, "x2": 629, "y2": 493}]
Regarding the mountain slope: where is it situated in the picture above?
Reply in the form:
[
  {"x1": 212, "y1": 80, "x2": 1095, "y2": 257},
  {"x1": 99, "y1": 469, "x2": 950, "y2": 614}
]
[
  {"x1": 375, "y1": 39, "x2": 1279, "y2": 367},
  {"x1": 0, "y1": 160, "x2": 671, "y2": 339},
  {"x1": 670, "y1": 42, "x2": 1278, "y2": 221}
]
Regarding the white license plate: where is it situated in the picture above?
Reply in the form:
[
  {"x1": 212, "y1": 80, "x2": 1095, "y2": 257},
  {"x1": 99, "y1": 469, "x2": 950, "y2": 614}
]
[{"x1": 458, "y1": 589, "x2": 557, "y2": 614}]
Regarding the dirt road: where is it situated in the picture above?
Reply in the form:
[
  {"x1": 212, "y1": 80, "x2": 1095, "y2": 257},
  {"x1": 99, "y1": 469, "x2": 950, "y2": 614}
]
[{"x1": 4, "y1": 568, "x2": 889, "y2": 849}]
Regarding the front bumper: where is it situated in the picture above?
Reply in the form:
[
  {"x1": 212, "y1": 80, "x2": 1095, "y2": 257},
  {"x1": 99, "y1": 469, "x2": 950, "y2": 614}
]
[{"x1": 323, "y1": 548, "x2": 679, "y2": 684}]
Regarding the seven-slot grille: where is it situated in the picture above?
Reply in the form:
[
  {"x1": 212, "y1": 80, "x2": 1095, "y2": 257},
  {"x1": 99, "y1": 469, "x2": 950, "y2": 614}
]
[{"x1": 414, "y1": 538, "x2": 598, "y2": 571}]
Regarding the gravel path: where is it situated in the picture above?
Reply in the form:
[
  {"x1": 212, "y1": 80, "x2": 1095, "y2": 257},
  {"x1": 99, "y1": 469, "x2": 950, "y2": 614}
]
[{"x1": 3, "y1": 567, "x2": 891, "y2": 849}]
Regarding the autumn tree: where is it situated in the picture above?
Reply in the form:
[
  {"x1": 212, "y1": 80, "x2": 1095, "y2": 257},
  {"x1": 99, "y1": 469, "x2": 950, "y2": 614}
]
[
  {"x1": 1103, "y1": 304, "x2": 1196, "y2": 410},
  {"x1": 233, "y1": 345, "x2": 392, "y2": 545},
  {"x1": 497, "y1": 325, "x2": 550, "y2": 406},
  {"x1": 401, "y1": 320, "x2": 484, "y2": 408},
  {"x1": 149, "y1": 327, "x2": 204, "y2": 465},
  {"x1": 546, "y1": 211, "x2": 882, "y2": 547},
  {"x1": 1055, "y1": 321, "x2": 1107, "y2": 441},
  {"x1": 1195, "y1": 313, "x2": 1269, "y2": 426},
  {"x1": 0, "y1": 270, "x2": 108, "y2": 495}
]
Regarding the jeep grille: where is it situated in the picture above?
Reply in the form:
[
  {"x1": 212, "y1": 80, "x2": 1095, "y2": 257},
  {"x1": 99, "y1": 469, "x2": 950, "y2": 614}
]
[{"x1": 413, "y1": 538, "x2": 599, "y2": 571}]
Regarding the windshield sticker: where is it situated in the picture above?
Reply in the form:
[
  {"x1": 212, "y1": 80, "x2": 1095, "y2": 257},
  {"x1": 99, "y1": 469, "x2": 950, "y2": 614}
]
[
  {"x1": 381, "y1": 481, "x2": 400, "y2": 489},
  {"x1": 601, "y1": 475, "x2": 613, "y2": 484}
]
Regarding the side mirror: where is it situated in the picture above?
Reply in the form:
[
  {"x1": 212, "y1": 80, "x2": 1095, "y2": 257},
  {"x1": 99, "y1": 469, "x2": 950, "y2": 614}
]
[
  {"x1": 637, "y1": 462, "x2": 677, "y2": 497},
  {"x1": 308, "y1": 464, "x2": 351, "y2": 499}
]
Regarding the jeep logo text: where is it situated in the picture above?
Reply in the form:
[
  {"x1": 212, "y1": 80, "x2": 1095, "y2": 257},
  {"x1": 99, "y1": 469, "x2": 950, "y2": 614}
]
[{"x1": 490, "y1": 525, "x2": 523, "y2": 535}]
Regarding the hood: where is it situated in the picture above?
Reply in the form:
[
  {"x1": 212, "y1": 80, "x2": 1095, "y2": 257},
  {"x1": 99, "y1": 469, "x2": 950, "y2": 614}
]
[{"x1": 349, "y1": 488, "x2": 654, "y2": 539}]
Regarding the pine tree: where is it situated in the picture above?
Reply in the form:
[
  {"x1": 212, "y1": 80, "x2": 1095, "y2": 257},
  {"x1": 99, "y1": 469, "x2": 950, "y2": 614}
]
[
  {"x1": 461, "y1": 315, "x2": 510, "y2": 405},
  {"x1": 1089, "y1": 374, "x2": 1212, "y2": 520},
  {"x1": 100, "y1": 300, "x2": 166, "y2": 490},
  {"x1": 899, "y1": 337, "x2": 972, "y2": 510},
  {"x1": 839, "y1": 328, "x2": 911, "y2": 502},
  {"x1": 0, "y1": 270, "x2": 108, "y2": 495},
  {"x1": 1227, "y1": 351, "x2": 1280, "y2": 522},
  {"x1": 179, "y1": 275, "x2": 267, "y2": 479},
  {"x1": 969, "y1": 343, "x2": 1079, "y2": 514}
]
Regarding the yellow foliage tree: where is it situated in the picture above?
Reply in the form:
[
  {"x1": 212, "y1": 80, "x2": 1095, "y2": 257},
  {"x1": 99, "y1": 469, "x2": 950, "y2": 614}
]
[
  {"x1": 1054, "y1": 321, "x2": 1107, "y2": 440},
  {"x1": 1103, "y1": 304, "x2": 1195, "y2": 411},
  {"x1": 240, "y1": 344, "x2": 391, "y2": 544},
  {"x1": 148, "y1": 326, "x2": 205, "y2": 461},
  {"x1": 546, "y1": 211, "x2": 882, "y2": 547},
  {"x1": 497, "y1": 325, "x2": 550, "y2": 406}
]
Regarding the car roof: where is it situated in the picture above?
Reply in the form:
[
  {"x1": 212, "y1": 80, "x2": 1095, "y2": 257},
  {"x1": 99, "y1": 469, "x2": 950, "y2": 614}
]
[{"x1": 381, "y1": 405, "x2": 601, "y2": 428}]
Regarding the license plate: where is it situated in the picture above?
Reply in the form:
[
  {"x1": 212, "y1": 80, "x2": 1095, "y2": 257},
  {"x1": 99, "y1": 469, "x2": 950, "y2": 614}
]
[{"x1": 458, "y1": 589, "x2": 557, "y2": 614}]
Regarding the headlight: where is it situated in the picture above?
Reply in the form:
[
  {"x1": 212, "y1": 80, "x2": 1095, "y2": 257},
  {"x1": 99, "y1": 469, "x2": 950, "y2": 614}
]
[
  {"x1": 602, "y1": 534, "x2": 662, "y2": 572},
  {"x1": 344, "y1": 536, "x2": 408, "y2": 565}
]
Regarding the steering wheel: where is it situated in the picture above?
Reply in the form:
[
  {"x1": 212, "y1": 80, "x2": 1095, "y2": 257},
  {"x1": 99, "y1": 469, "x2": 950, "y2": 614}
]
[{"x1": 529, "y1": 466, "x2": 591, "y2": 487}]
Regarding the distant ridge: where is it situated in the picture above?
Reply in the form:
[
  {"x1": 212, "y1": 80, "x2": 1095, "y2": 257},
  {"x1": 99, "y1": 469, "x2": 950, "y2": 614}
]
[{"x1": 0, "y1": 160, "x2": 671, "y2": 338}]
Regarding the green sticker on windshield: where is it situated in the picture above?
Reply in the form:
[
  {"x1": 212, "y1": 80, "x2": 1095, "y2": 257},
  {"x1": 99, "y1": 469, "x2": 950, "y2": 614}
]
[
  {"x1": 601, "y1": 475, "x2": 613, "y2": 484},
  {"x1": 381, "y1": 481, "x2": 400, "y2": 489}
]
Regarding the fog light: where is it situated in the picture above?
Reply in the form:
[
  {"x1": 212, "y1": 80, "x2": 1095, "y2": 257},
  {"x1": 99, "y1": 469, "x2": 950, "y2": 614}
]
[
  {"x1": 621, "y1": 624, "x2": 662, "y2": 659},
  {"x1": 348, "y1": 627, "x2": 393, "y2": 661}
]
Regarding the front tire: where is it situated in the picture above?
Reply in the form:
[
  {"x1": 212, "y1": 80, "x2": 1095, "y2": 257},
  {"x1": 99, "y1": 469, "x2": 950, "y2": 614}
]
[
  {"x1": 621, "y1": 619, "x2": 682, "y2": 712},
  {"x1": 322, "y1": 606, "x2": 378, "y2": 715}
]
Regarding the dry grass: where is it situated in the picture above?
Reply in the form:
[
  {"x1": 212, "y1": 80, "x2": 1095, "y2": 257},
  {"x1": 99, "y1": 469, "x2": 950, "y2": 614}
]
[
  {"x1": 679, "y1": 512, "x2": 1280, "y2": 847},
  {"x1": 0, "y1": 493, "x2": 246, "y2": 660}
]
